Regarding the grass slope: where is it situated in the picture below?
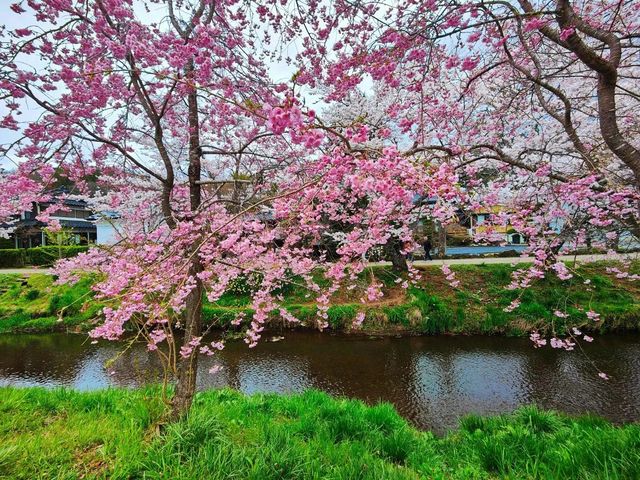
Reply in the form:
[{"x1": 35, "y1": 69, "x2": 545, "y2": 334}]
[
  {"x1": 1, "y1": 261, "x2": 639, "y2": 336},
  {"x1": 0, "y1": 273, "x2": 100, "y2": 333},
  {"x1": 0, "y1": 387, "x2": 638, "y2": 479}
]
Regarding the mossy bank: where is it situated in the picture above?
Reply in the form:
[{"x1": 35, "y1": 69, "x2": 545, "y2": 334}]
[
  {"x1": 1, "y1": 387, "x2": 639, "y2": 479},
  {"x1": 1, "y1": 261, "x2": 639, "y2": 336}
]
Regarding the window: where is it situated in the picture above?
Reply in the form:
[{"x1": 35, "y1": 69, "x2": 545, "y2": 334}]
[
  {"x1": 50, "y1": 209, "x2": 75, "y2": 218},
  {"x1": 49, "y1": 208, "x2": 91, "y2": 219}
]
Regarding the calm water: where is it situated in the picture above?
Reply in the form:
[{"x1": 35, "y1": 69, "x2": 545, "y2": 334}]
[{"x1": 1, "y1": 332, "x2": 639, "y2": 433}]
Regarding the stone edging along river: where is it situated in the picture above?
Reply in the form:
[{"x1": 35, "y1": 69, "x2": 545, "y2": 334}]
[{"x1": 1, "y1": 331, "x2": 639, "y2": 434}]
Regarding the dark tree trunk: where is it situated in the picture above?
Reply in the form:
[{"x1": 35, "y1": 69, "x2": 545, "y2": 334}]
[
  {"x1": 171, "y1": 269, "x2": 203, "y2": 418},
  {"x1": 171, "y1": 60, "x2": 203, "y2": 418},
  {"x1": 437, "y1": 224, "x2": 446, "y2": 259},
  {"x1": 596, "y1": 74, "x2": 640, "y2": 187},
  {"x1": 384, "y1": 237, "x2": 408, "y2": 273},
  {"x1": 553, "y1": 0, "x2": 640, "y2": 187}
]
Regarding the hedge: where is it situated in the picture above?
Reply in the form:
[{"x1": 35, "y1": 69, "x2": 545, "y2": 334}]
[
  {"x1": 0, "y1": 250, "x2": 26, "y2": 268},
  {"x1": 0, "y1": 246, "x2": 90, "y2": 268}
]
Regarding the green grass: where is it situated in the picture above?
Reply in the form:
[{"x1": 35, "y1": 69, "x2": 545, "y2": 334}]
[
  {"x1": 0, "y1": 387, "x2": 638, "y2": 479},
  {"x1": 196, "y1": 261, "x2": 639, "y2": 336},
  {"x1": 0, "y1": 274, "x2": 101, "y2": 333},
  {"x1": 326, "y1": 304, "x2": 359, "y2": 329},
  {"x1": 1, "y1": 261, "x2": 639, "y2": 336},
  {"x1": 416, "y1": 261, "x2": 640, "y2": 336}
]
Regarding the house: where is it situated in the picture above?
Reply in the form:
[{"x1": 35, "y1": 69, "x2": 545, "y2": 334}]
[
  {"x1": 6, "y1": 189, "x2": 97, "y2": 248},
  {"x1": 465, "y1": 206, "x2": 526, "y2": 245},
  {"x1": 92, "y1": 212, "x2": 122, "y2": 245}
]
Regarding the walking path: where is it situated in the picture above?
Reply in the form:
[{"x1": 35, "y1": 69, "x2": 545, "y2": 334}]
[
  {"x1": 370, "y1": 252, "x2": 637, "y2": 267},
  {"x1": 0, "y1": 268, "x2": 52, "y2": 276},
  {"x1": 0, "y1": 253, "x2": 636, "y2": 277}
]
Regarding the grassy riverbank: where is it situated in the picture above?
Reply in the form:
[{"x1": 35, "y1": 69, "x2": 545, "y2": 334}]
[
  {"x1": 1, "y1": 261, "x2": 639, "y2": 336},
  {"x1": 1, "y1": 387, "x2": 638, "y2": 479}
]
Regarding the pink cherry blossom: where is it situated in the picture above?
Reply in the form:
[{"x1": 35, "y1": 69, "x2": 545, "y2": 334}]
[
  {"x1": 559, "y1": 27, "x2": 576, "y2": 41},
  {"x1": 587, "y1": 310, "x2": 601, "y2": 322}
]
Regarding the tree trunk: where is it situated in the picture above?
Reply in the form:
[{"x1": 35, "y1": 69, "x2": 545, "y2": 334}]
[
  {"x1": 596, "y1": 74, "x2": 640, "y2": 188},
  {"x1": 171, "y1": 268, "x2": 203, "y2": 418},
  {"x1": 171, "y1": 58, "x2": 203, "y2": 418},
  {"x1": 384, "y1": 237, "x2": 408, "y2": 273},
  {"x1": 437, "y1": 223, "x2": 446, "y2": 259}
]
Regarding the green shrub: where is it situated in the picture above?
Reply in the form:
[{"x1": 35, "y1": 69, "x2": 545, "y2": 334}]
[
  {"x1": 484, "y1": 306, "x2": 510, "y2": 331},
  {"x1": 0, "y1": 249, "x2": 26, "y2": 268},
  {"x1": 0, "y1": 311, "x2": 31, "y2": 333},
  {"x1": 202, "y1": 305, "x2": 253, "y2": 327},
  {"x1": 48, "y1": 276, "x2": 95, "y2": 317},
  {"x1": 25, "y1": 246, "x2": 89, "y2": 266},
  {"x1": 0, "y1": 246, "x2": 89, "y2": 268},
  {"x1": 326, "y1": 304, "x2": 358, "y2": 329},
  {"x1": 285, "y1": 305, "x2": 316, "y2": 323},
  {"x1": 383, "y1": 304, "x2": 410, "y2": 325},
  {"x1": 409, "y1": 288, "x2": 454, "y2": 333}
]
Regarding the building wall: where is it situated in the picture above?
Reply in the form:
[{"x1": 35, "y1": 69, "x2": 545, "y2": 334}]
[{"x1": 96, "y1": 221, "x2": 120, "y2": 245}]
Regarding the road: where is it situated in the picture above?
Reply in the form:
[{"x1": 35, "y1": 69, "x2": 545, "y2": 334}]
[
  {"x1": 369, "y1": 252, "x2": 637, "y2": 267},
  {"x1": 0, "y1": 268, "x2": 53, "y2": 276},
  {"x1": 0, "y1": 253, "x2": 635, "y2": 277},
  {"x1": 413, "y1": 253, "x2": 640, "y2": 267}
]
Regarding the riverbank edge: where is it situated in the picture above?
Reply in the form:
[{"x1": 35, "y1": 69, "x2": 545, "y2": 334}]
[
  {"x1": 1, "y1": 261, "x2": 639, "y2": 337},
  {"x1": 1, "y1": 386, "x2": 638, "y2": 479}
]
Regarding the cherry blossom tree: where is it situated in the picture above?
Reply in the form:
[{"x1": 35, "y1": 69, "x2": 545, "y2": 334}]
[
  {"x1": 313, "y1": 0, "x2": 640, "y2": 185},
  {"x1": 0, "y1": 0, "x2": 460, "y2": 415},
  {"x1": 299, "y1": 0, "x2": 640, "y2": 357}
]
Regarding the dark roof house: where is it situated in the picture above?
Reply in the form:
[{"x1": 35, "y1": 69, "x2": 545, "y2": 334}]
[{"x1": 5, "y1": 188, "x2": 96, "y2": 248}]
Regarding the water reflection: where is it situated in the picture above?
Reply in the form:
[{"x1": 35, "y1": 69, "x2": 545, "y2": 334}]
[{"x1": 0, "y1": 332, "x2": 639, "y2": 433}]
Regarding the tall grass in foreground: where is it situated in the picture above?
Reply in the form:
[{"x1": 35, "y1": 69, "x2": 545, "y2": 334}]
[{"x1": 0, "y1": 387, "x2": 638, "y2": 479}]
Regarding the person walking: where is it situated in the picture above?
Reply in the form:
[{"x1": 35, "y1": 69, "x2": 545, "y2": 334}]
[{"x1": 423, "y1": 236, "x2": 433, "y2": 261}]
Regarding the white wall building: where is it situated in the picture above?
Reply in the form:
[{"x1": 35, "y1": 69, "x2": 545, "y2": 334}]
[{"x1": 93, "y1": 213, "x2": 122, "y2": 245}]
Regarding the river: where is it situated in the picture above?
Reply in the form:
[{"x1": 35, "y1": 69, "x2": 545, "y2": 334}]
[{"x1": 1, "y1": 331, "x2": 639, "y2": 433}]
